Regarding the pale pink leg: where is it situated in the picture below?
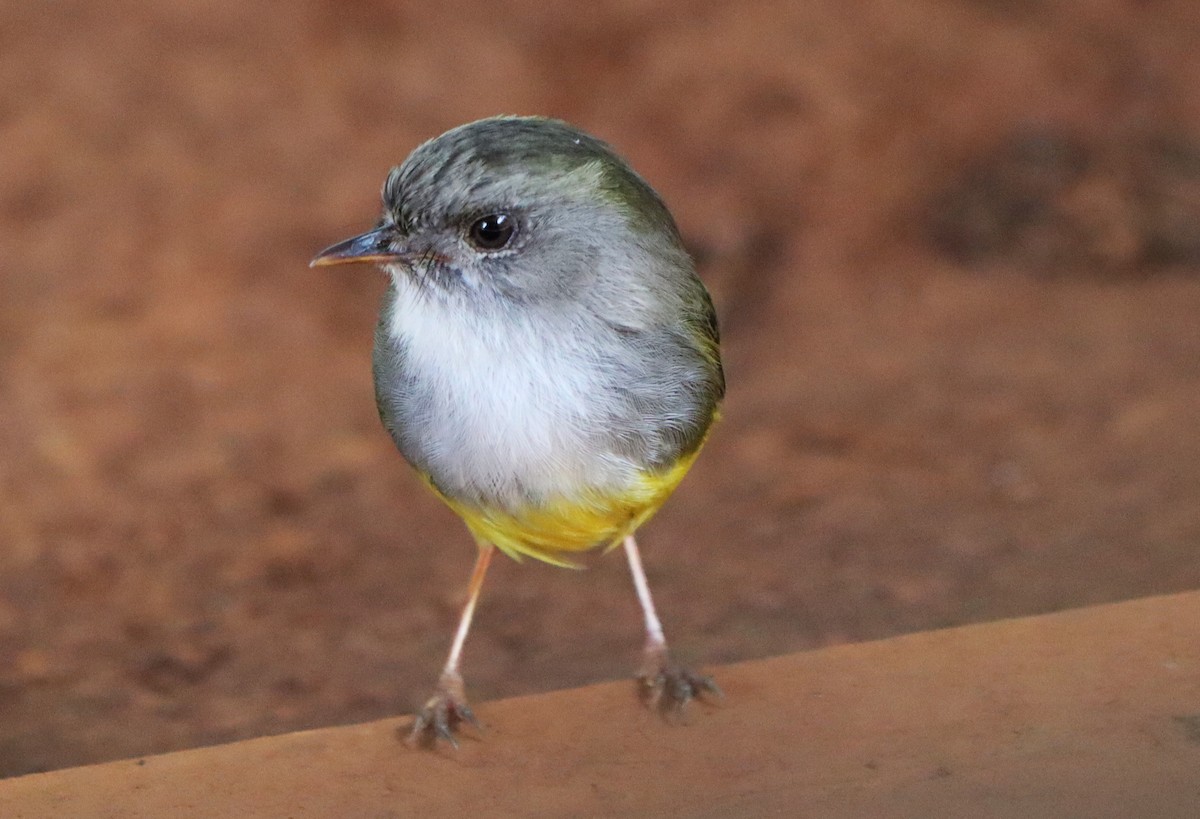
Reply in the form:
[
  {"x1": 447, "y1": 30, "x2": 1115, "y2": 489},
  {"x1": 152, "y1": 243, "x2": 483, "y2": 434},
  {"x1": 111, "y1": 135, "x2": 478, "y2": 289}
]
[
  {"x1": 408, "y1": 543, "x2": 495, "y2": 748},
  {"x1": 622, "y1": 535, "x2": 721, "y2": 714}
]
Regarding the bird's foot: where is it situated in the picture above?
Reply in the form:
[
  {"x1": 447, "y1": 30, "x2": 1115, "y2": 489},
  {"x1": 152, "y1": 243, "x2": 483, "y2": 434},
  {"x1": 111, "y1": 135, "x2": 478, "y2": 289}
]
[
  {"x1": 636, "y1": 645, "x2": 723, "y2": 717},
  {"x1": 405, "y1": 671, "x2": 481, "y2": 749}
]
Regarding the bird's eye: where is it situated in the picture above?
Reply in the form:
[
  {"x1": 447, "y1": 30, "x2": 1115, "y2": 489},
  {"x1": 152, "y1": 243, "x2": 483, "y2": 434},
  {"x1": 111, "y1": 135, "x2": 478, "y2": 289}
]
[{"x1": 467, "y1": 213, "x2": 516, "y2": 251}]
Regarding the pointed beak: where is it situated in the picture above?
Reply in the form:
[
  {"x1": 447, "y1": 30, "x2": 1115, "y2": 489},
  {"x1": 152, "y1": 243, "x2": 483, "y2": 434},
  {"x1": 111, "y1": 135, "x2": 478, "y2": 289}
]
[{"x1": 310, "y1": 226, "x2": 408, "y2": 268}]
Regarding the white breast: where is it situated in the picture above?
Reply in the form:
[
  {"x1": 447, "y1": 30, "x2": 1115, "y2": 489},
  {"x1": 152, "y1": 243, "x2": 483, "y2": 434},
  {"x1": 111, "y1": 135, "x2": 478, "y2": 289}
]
[{"x1": 385, "y1": 276, "x2": 634, "y2": 505}]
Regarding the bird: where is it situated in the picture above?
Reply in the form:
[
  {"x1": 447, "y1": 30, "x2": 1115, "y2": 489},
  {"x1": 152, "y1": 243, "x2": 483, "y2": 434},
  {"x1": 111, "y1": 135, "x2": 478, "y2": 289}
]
[{"x1": 311, "y1": 116, "x2": 725, "y2": 747}]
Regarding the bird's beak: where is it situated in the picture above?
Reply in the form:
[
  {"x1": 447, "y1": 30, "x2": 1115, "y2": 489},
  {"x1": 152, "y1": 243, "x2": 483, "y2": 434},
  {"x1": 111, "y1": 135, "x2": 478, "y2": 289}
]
[{"x1": 310, "y1": 226, "x2": 408, "y2": 267}]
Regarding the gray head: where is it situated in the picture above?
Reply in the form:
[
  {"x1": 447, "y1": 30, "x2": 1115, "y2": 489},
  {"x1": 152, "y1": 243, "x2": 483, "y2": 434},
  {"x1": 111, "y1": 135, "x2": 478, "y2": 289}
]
[{"x1": 312, "y1": 116, "x2": 692, "y2": 309}]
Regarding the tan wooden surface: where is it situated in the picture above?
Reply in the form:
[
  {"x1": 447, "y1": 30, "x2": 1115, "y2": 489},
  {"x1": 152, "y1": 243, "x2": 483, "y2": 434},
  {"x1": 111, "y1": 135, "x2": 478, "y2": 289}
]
[{"x1": 3, "y1": 591, "x2": 1200, "y2": 817}]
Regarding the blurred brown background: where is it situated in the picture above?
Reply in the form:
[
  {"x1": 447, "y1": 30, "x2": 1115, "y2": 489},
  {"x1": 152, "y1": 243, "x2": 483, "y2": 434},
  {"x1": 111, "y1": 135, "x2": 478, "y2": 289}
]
[{"x1": 2, "y1": 0, "x2": 1199, "y2": 776}]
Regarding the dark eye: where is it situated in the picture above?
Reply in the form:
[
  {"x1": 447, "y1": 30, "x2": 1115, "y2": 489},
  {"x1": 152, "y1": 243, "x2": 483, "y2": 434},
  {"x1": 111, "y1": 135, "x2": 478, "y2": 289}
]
[{"x1": 467, "y1": 213, "x2": 516, "y2": 251}]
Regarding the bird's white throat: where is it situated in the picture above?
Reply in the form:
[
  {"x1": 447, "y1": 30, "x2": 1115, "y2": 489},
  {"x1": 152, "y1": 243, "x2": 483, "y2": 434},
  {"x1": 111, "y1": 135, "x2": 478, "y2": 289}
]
[{"x1": 384, "y1": 272, "x2": 636, "y2": 505}]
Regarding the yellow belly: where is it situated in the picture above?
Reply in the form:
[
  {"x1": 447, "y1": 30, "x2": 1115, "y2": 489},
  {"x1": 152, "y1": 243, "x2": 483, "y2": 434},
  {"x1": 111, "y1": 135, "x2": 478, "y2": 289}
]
[{"x1": 426, "y1": 446, "x2": 705, "y2": 568}]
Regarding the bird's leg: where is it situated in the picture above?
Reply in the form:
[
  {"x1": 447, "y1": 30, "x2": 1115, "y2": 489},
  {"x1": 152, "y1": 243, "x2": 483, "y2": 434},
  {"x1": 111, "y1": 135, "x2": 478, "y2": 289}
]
[
  {"x1": 623, "y1": 535, "x2": 721, "y2": 715},
  {"x1": 407, "y1": 543, "x2": 495, "y2": 748}
]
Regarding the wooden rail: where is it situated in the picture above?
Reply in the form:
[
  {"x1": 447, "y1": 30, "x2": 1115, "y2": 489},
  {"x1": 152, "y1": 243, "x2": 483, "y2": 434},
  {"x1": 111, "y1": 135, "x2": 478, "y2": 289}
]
[{"x1": 3, "y1": 591, "x2": 1199, "y2": 817}]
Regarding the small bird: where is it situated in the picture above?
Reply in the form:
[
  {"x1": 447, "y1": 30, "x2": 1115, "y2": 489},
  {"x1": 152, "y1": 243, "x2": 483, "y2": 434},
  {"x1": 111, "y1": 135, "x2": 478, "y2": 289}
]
[{"x1": 312, "y1": 116, "x2": 725, "y2": 747}]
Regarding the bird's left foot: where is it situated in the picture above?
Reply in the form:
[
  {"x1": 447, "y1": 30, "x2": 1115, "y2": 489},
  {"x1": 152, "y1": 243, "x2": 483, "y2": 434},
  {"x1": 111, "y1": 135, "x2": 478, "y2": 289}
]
[{"x1": 636, "y1": 645, "x2": 723, "y2": 716}]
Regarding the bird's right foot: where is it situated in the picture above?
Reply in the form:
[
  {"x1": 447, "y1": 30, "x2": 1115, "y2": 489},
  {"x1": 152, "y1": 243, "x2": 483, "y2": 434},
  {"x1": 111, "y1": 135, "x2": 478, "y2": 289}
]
[{"x1": 405, "y1": 671, "x2": 480, "y2": 749}]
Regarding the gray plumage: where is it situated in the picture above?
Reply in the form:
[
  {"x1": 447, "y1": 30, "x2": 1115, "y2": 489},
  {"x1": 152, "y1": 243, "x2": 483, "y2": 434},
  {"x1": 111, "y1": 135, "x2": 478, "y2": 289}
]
[{"x1": 364, "y1": 116, "x2": 723, "y2": 513}]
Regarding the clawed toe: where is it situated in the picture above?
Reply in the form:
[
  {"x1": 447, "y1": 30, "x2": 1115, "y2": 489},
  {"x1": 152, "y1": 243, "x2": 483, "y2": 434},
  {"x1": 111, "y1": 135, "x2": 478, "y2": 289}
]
[
  {"x1": 637, "y1": 658, "x2": 723, "y2": 716},
  {"x1": 405, "y1": 673, "x2": 481, "y2": 749}
]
